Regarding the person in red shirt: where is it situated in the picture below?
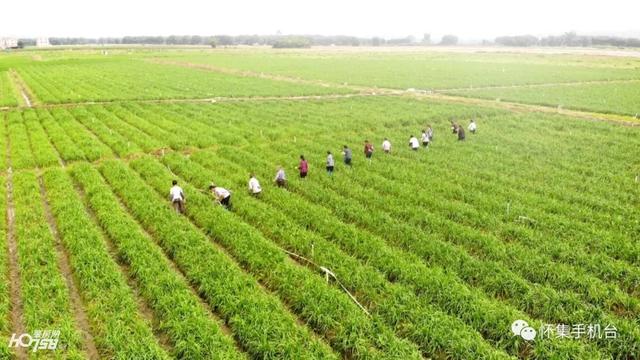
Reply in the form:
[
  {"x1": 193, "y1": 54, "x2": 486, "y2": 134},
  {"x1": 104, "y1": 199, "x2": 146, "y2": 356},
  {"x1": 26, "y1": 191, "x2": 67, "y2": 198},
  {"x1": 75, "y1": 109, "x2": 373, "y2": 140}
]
[
  {"x1": 298, "y1": 155, "x2": 309, "y2": 178},
  {"x1": 364, "y1": 140, "x2": 374, "y2": 164}
]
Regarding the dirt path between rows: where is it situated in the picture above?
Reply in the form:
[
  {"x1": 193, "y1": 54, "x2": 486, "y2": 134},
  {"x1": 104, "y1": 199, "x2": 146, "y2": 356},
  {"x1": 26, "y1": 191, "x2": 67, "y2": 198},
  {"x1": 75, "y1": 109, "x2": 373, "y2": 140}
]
[
  {"x1": 37, "y1": 176, "x2": 100, "y2": 359},
  {"x1": 409, "y1": 92, "x2": 640, "y2": 127},
  {"x1": 435, "y1": 78, "x2": 640, "y2": 93},
  {"x1": 8, "y1": 70, "x2": 35, "y2": 108},
  {"x1": 5, "y1": 113, "x2": 27, "y2": 360},
  {"x1": 6, "y1": 167, "x2": 26, "y2": 360}
]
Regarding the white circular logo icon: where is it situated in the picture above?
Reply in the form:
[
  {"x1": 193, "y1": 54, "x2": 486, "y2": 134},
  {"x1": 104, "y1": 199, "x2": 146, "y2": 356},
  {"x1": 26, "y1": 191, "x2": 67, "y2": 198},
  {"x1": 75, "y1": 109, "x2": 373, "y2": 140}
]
[
  {"x1": 520, "y1": 326, "x2": 537, "y2": 341},
  {"x1": 511, "y1": 320, "x2": 536, "y2": 341}
]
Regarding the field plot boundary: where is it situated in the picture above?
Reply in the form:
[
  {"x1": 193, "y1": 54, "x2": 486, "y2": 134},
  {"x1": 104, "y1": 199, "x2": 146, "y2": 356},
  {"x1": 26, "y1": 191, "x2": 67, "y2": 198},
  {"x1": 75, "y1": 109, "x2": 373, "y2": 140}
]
[
  {"x1": 149, "y1": 59, "x2": 362, "y2": 92},
  {"x1": 412, "y1": 92, "x2": 640, "y2": 127},
  {"x1": 152, "y1": 59, "x2": 640, "y2": 126},
  {"x1": 5, "y1": 172, "x2": 26, "y2": 360},
  {"x1": 437, "y1": 78, "x2": 640, "y2": 92},
  {"x1": 0, "y1": 56, "x2": 637, "y2": 127}
]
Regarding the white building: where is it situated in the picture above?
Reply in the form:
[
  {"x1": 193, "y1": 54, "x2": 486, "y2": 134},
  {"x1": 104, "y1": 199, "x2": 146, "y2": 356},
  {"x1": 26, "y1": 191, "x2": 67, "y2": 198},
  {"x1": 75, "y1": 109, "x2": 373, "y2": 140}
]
[
  {"x1": 0, "y1": 38, "x2": 18, "y2": 49},
  {"x1": 36, "y1": 37, "x2": 51, "y2": 47}
]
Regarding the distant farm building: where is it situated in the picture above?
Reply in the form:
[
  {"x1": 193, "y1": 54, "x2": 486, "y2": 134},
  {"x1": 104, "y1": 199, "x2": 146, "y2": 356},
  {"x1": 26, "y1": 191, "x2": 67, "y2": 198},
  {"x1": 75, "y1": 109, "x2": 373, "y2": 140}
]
[
  {"x1": 36, "y1": 37, "x2": 51, "y2": 47},
  {"x1": 0, "y1": 38, "x2": 18, "y2": 49}
]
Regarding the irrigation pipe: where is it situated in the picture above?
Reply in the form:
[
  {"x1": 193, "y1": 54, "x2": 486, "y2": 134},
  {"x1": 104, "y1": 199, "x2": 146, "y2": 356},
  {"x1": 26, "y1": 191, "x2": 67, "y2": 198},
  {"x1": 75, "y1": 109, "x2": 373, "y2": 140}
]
[{"x1": 281, "y1": 248, "x2": 371, "y2": 317}]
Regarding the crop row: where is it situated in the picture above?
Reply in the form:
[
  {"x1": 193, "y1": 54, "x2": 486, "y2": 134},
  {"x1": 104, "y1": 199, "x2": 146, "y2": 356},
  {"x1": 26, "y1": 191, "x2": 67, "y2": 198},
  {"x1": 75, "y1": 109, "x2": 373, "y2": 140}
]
[
  {"x1": 21, "y1": 110, "x2": 60, "y2": 168},
  {"x1": 323, "y1": 119, "x2": 639, "y2": 286},
  {"x1": 268, "y1": 124, "x2": 639, "y2": 295},
  {"x1": 96, "y1": 159, "x2": 339, "y2": 359},
  {"x1": 35, "y1": 109, "x2": 85, "y2": 162},
  {"x1": 182, "y1": 149, "x2": 603, "y2": 358},
  {"x1": 42, "y1": 168, "x2": 170, "y2": 358},
  {"x1": 127, "y1": 156, "x2": 424, "y2": 359},
  {"x1": 341, "y1": 131, "x2": 640, "y2": 293},
  {"x1": 197, "y1": 144, "x2": 637, "y2": 358},
  {"x1": 0, "y1": 176, "x2": 11, "y2": 358},
  {"x1": 69, "y1": 163, "x2": 245, "y2": 359},
  {"x1": 227, "y1": 97, "x2": 638, "y2": 236},
  {"x1": 159, "y1": 152, "x2": 514, "y2": 359},
  {"x1": 244, "y1": 131, "x2": 638, "y2": 315},
  {"x1": 219, "y1": 102, "x2": 636, "y2": 276},
  {"x1": 92, "y1": 97, "x2": 632, "y2": 296},
  {"x1": 6, "y1": 112, "x2": 36, "y2": 170},
  {"x1": 67, "y1": 97, "x2": 632, "y2": 272},
  {"x1": 12, "y1": 170, "x2": 85, "y2": 358},
  {"x1": 447, "y1": 81, "x2": 640, "y2": 116},
  {"x1": 164, "y1": 51, "x2": 640, "y2": 90},
  {"x1": 196, "y1": 100, "x2": 633, "y2": 288},
  {"x1": 0, "y1": 71, "x2": 18, "y2": 107},
  {"x1": 16, "y1": 60, "x2": 351, "y2": 104}
]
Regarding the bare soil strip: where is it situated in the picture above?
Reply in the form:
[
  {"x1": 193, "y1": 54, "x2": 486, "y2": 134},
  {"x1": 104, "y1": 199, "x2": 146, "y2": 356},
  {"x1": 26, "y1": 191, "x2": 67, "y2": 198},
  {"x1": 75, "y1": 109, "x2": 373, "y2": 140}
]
[
  {"x1": 7, "y1": 70, "x2": 35, "y2": 108},
  {"x1": 436, "y1": 78, "x2": 640, "y2": 92},
  {"x1": 6, "y1": 168, "x2": 26, "y2": 360},
  {"x1": 5, "y1": 115, "x2": 27, "y2": 360},
  {"x1": 37, "y1": 177, "x2": 100, "y2": 359}
]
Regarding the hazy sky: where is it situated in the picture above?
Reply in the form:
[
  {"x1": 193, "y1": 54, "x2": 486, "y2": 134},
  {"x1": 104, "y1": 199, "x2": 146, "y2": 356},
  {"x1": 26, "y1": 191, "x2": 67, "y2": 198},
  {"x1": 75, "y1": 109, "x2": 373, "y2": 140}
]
[{"x1": 2, "y1": 0, "x2": 639, "y2": 40}]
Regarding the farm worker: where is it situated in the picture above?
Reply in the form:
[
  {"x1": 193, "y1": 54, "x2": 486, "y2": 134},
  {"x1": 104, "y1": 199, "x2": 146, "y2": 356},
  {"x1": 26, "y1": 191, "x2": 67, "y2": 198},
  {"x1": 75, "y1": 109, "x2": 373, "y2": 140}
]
[
  {"x1": 427, "y1": 125, "x2": 434, "y2": 141},
  {"x1": 421, "y1": 130, "x2": 430, "y2": 148},
  {"x1": 409, "y1": 135, "x2": 419, "y2": 151},
  {"x1": 468, "y1": 119, "x2": 477, "y2": 134},
  {"x1": 209, "y1": 184, "x2": 232, "y2": 210},
  {"x1": 274, "y1": 166, "x2": 287, "y2": 187},
  {"x1": 382, "y1": 138, "x2": 391, "y2": 153},
  {"x1": 457, "y1": 125, "x2": 466, "y2": 141},
  {"x1": 298, "y1": 155, "x2": 309, "y2": 178},
  {"x1": 326, "y1": 151, "x2": 335, "y2": 176},
  {"x1": 248, "y1": 173, "x2": 262, "y2": 196},
  {"x1": 342, "y1": 145, "x2": 353, "y2": 168},
  {"x1": 364, "y1": 140, "x2": 374, "y2": 163},
  {"x1": 169, "y1": 180, "x2": 185, "y2": 214}
]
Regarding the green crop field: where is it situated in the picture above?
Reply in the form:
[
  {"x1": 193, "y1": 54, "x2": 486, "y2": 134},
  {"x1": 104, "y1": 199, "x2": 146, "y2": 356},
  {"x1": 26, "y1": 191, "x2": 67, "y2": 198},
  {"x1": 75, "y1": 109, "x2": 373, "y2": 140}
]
[
  {"x1": 0, "y1": 47, "x2": 638, "y2": 359},
  {"x1": 447, "y1": 81, "x2": 640, "y2": 116}
]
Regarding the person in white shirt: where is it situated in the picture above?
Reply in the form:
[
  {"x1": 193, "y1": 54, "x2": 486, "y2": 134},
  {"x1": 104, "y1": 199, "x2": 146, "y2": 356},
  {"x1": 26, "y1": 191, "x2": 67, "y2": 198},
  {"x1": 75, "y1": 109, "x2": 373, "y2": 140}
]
[
  {"x1": 248, "y1": 173, "x2": 262, "y2": 196},
  {"x1": 468, "y1": 119, "x2": 477, "y2": 134},
  {"x1": 421, "y1": 130, "x2": 430, "y2": 148},
  {"x1": 274, "y1": 166, "x2": 287, "y2": 187},
  {"x1": 168, "y1": 180, "x2": 185, "y2": 214},
  {"x1": 209, "y1": 184, "x2": 232, "y2": 209},
  {"x1": 326, "y1": 151, "x2": 335, "y2": 176},
  {"x1": 409, "y1": 135, "x2": 419, "y2": 151},
  {"x1": 382, "y1": 138, "x2": 391, "y2": 153}
]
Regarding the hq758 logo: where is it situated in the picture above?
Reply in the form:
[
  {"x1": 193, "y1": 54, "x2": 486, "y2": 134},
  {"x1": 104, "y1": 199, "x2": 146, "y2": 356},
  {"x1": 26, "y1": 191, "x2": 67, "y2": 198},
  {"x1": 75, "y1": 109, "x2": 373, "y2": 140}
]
[{"x1": 8, "y1": 330, "x2": 60, "y2": 352}]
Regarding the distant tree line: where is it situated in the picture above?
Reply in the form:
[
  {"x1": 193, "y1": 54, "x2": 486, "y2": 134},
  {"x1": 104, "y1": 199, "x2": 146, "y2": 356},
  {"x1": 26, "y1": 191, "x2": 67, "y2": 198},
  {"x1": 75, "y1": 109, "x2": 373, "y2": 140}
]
[
  {"x1": 495, "y1": 32, "x2": 640, "y2": 48},
  {"x1": 15, "y1": 34, "x2": 455, "y2": 48}
]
